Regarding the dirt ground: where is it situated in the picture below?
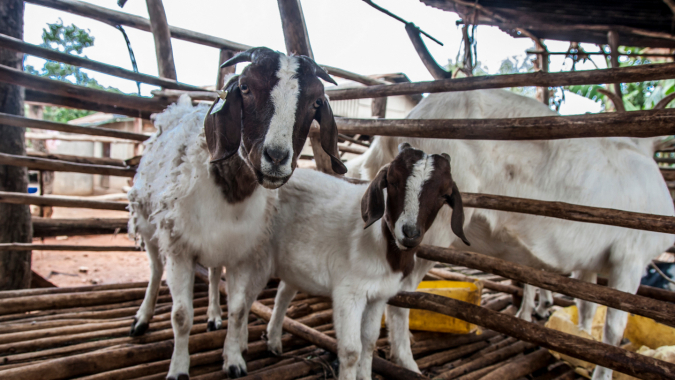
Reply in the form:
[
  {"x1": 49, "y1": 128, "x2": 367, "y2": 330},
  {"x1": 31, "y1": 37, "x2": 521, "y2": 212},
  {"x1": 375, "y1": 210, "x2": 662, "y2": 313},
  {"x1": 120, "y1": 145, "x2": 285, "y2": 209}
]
[{"x1": 31, "y1": 207, "x2": 157, "y2": 287}]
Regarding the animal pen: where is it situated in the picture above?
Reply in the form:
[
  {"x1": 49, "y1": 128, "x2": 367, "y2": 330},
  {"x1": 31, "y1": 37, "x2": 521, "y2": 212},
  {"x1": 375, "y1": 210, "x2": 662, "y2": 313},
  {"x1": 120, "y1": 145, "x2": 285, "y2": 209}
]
[{"x1": 1, "y1": 0, "x2": 675, "y2": 379}]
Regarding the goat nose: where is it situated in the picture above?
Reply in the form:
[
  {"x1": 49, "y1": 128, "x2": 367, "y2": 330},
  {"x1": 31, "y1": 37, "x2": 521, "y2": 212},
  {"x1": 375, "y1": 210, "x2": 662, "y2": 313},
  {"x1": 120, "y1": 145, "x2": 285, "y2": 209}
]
[
  {"x1": 402, "y1": 225, "x2": 421, "y2": 240},
  {"x1": 264, "y1": 148, "x2": 290, "y2": 166}
]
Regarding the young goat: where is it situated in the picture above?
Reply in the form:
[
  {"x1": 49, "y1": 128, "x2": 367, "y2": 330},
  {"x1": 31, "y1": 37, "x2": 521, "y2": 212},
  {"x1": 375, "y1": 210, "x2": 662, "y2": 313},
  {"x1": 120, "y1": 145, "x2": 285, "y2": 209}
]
[
  {"x1": 128, "y1": 47, "x2": 346, "y2": 379},
  {"x1": 257, "y1": 144, "x2": 469, "y2": 380},
  {"x1": 346, "y1": 89, "x2": 675, "y2": 380}
]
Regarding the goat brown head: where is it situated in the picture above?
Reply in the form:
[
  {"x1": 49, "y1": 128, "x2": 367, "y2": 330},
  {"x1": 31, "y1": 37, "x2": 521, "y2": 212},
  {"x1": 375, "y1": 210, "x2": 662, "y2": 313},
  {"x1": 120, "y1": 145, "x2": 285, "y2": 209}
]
[
  {"x1": 362, "y1": 143, "x2": 470, "y2": 254},
  {"x1": 204, "y1": 47, "x2": 347, "y2": 189}
]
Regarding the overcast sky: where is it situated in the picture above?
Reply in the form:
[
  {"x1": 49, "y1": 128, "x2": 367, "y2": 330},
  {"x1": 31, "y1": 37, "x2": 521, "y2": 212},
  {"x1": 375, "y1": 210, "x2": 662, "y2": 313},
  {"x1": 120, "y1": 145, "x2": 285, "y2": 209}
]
[{"x1": 23, "y1": 0, "x2": 604, "y2": 115}]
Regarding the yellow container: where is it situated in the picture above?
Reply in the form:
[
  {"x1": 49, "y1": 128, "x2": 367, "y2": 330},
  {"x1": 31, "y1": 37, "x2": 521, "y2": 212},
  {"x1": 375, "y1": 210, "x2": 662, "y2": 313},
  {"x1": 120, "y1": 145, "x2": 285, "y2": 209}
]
[{"x1": 384, "y1": 280, "x2": 483, "y2": 334}]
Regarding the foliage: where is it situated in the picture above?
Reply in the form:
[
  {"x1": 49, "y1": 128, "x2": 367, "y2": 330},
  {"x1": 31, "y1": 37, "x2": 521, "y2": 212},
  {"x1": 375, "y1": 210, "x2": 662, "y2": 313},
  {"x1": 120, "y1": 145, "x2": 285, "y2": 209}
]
[
  {"x1": 566, "y1": 47, "x2": 672, "y2": 111},
  {"x1": 24, "y1": 19, "x2": 123, "y2": 123}
]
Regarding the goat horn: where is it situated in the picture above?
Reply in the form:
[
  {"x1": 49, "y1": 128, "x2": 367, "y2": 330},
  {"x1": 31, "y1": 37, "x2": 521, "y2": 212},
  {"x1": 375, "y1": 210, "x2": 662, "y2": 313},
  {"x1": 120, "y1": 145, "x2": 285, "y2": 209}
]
[{"x1": 221, "y1": 47, "x2": 277, "y2": 68}]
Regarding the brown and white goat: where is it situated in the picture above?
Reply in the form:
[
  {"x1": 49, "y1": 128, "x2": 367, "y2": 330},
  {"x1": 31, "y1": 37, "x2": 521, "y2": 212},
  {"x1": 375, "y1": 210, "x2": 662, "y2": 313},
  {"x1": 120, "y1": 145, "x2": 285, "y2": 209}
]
[
  {"x1": 233, "y1": 143, "x2": 469, "y2": 380},
  {"x1": 127, "y1": 47, "x2": 346, "y2": 380}
]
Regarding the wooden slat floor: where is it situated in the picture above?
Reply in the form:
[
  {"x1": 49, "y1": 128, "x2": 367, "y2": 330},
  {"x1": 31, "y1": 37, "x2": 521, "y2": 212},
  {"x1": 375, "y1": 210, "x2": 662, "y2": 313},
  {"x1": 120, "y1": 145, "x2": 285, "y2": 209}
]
[{"x1": 0, "y1": 267, "x2": 582, "y2": 380}]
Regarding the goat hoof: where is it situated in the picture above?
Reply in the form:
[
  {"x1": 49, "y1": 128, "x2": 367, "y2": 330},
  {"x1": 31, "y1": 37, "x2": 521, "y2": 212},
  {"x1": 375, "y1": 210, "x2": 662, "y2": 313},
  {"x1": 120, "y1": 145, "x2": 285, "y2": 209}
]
[
  {"x1": 166, "y1": 374, "x2": 189, "y2": 380},
  {"x1": 206, "y1": 320, "x2": 221, "y2": 332},
  {"x1": 227, "y1": 365, "x2": 247, "y2": 378},
  {"x1": 130, "y1": 318, "x2": 149, "y2": 337}
]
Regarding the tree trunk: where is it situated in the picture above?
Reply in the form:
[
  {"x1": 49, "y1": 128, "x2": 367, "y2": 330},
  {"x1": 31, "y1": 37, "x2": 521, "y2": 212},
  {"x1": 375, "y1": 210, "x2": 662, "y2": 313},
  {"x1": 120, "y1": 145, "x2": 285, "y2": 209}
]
[{"x1": 0, "y1": 0, "x2": 32, "y2": 290}]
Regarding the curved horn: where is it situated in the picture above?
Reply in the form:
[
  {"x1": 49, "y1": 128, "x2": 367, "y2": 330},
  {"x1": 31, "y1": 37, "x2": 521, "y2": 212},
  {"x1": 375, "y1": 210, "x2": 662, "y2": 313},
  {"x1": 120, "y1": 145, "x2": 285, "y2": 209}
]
[
  {"x1": 655, "y1": 93, "x2": 675, "y2": 110},
  {"x1": 300, "y1": 57, "x2": 337, "y2": 85},
  {"x1": 597, "y1": 88, "x2": 625, "y2": 113},
  {"x1": 221, "y1": 47, "x2": 277, "y2": 68}
]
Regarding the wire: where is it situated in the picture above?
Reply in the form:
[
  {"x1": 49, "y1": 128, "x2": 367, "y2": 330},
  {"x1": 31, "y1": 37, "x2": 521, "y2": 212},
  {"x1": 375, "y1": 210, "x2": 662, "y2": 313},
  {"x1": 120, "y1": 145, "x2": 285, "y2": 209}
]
[{"x1": 115, "y1": 25, "x2": 141, "y2": 95}]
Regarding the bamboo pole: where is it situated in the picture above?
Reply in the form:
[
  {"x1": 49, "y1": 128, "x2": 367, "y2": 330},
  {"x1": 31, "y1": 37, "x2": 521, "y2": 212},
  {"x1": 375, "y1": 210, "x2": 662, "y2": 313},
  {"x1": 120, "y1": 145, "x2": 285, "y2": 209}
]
[
  {"x1": 418, "y1": 245, "x2": 675, "y2": 327},
  {"x1": 0, "y1": 112, "x2": 148, "y2": 141},
  {"x1": 389, "y1": 291, "x2": 675, "y2": 380},
  {"x1": 0, "y1": 153, "x2": 136, "y2": 177},
  {"x1": 0, "y1": 192, "x2": 128, "y2": 211},
  {"x1": 325, "y1": 62, "x2": 675, "y2": 100},
  {"x1": 335, "y1": 108, "x2": 675, "y2": 140},
  {"x1": 0, "y1": 33, "x2": 199, "y2": 91},
  {"x1": 0, "y1": 64, "x2": 168, "y2": 113},
  {"x1": 33, "y1": 217, "x2": 129, "y2": 237}
]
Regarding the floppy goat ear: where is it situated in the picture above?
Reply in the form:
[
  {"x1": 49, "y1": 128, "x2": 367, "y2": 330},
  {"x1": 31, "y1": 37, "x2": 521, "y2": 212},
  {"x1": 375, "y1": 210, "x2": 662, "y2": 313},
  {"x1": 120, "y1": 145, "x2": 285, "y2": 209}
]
[
  {"x1": 204, "y1": 77, "x2": 242, "y2": 163},
  {"x1": 444, "y1": 181, "x2": 471, "y2": 246},
  {"x1": 361, "y1": 165, "x2": 388, "y2": 229},
  {"x1": 314, "y1": 98, "x2": 348, "y2": 174}
]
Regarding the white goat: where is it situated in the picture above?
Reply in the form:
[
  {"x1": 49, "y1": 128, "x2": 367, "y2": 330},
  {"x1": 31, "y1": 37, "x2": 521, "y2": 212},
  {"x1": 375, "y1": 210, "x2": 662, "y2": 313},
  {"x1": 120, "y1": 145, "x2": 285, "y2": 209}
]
[
  {"x1": 346, "y1": 89, "x2": 675, "y2": 380},
  {"x1": 258, "y1": 144, "x2": 469, "y2": 380},
  {"x1": 128, "y1": 47, "x2": 346, "y2": 380}
]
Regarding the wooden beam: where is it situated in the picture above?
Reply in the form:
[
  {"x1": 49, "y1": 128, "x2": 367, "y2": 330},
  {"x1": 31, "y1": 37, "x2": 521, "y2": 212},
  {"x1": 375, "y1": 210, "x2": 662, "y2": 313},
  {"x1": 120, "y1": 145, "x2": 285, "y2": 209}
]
[
  {"x1": 416, "y1": 245, "x2": 675, "y2": 328},
  {"x1": 25, "y1": 90, "x2": 154, "y2": 120},
  {"x1": 0, "y1": 243, "x2": 141, "y2": 251},
  {"x1": 321, "y1": 65, "x2": 386, "y2": 86},
  {"x1": 608, "y1": 31, "x2": 623, "y2": 100},
  {"x1": 25, "y1": 132, "x2": 138, "y2": 144},
  {"x1": 0, "y1": 153, "x2": 136, "y2": 177},
  {"x1": 277, "y1": 0, "x2": 314, "y2": 58},
  {"x1": 404, "y1": 22, "x2": 450, "y2": 80},
  {"x1": 335, "y1": 109, "x2": 675, "y2": 140},
  {"x1": 146, "y1": 0, "x2": 177, "y2": 81},
  {"x1": 0, "y1": 64, "x2": 168, "y2": 113},
  {"x1": 30, "y1": 271, "x2": 57, "y2": 288},
  {"x1": 0, "y1": 33, "x2": 199, "y2": 91},
  {"x1": 0, "y1": 191, "x2": 128, "y2": 211},
  {"x1": 216, "y1": 48, "x2": 236, "y2": 90},
  {"x1": 462, "y1": 192, "x2": 675, "y2": 234},
  {"x1": 27, "y1": 151, "x2": 127, "y2": 167},
  {"x1": 389, "y1": 291, "x2": 675, "y2": 380},
  {"x1": 32, "y1": 217, "x2": 129, "y2": 237},
  {"x1": 325, "y1": 62, "x2": 675, "y2": 100},
  {"x1": 0, "y1": 112, "x2": 148, "y2": 141},
  {"x1": 25, "y1": 0, "x2": 251, "y2": 51}
]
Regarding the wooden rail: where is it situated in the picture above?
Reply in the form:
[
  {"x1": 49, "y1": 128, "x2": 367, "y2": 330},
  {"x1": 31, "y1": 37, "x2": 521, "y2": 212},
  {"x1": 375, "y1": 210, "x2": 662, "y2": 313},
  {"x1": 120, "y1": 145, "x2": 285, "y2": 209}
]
[
  {"x1": 390, "y1": 292, "x2": 675, "y2": 380},
  {"x1": 416, "y1": 245, "x2": 675, "y2": 328},
  {"x1": 0, "y1": 112, "x2": 148, "y2": 141},
  {"x1": 0, "y1": 192, "x2": 128, "y2": 211},
  {"x1": 25, "y1": 89, "x2": 154, "y2": 120},
  {"x1": 0, "y1": 64, "x2": 168, "y2": 113},
  {"x1": 335, "y1": 109, "x2": 675, "y2": 140},
  {"x1": 32, "y1": 217, "x2": 129, "y2": 238},
  {"x1": 0, "y1": 153, "x2": 136, "y2": 177},
  {"x1": 0, "y1": 243, "x2": 141, "y2": 251},
  {"x1": 0, "y1": 33, "x2": 200, "y2": 91},
  {"x1": 325, "y1": 62, "x2": 675, "y2": 100}
]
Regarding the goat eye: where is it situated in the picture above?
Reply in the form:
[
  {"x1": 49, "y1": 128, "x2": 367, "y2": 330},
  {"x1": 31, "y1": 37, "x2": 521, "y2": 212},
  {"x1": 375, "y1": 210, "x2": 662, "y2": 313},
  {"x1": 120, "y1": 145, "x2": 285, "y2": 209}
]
[
  {"x1": 240, "y1": 84, "x2": 249, "y2": 94},
  {"x1": 313, "y1": 98, "x2": 323, "y2": 108}
]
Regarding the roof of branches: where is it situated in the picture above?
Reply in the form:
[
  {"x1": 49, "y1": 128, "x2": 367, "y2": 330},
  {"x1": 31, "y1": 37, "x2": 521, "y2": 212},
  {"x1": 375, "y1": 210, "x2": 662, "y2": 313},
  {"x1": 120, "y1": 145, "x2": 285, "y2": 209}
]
[{"x1": 421, "y1": 0, "x2": 675, "y2": 48}]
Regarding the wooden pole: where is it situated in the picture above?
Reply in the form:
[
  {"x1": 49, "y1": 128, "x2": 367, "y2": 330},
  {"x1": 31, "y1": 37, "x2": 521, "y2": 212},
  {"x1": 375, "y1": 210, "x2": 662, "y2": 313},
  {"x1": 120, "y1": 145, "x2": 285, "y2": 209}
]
[
  {"x1": 335, "y1": 108, "x2": 675, "y2": 140},
  {"x1": 0, "y1": 243, "x2": 139, "y2": 252},
  {"x1": 389, "y1": 291, "x2": 675, "y2": 380},
  {"x1": 32, "y1": 217, "x2": 129, "y2": 238},
  {"x1": 321, "y1": 65, "x2": 386, "y2": 86},
  {"x1": 0, "y1": 192, "x2": 128, "y2": 211},
  {"x1": 461, "y1": 192, "x2": 675, "y2": 234},
  {"x1": 0, "y1": 0, "x2": 32, "y2": 291},
  {"x1": 479, "y1": 348, "x2": 553, "y2": 380},
  {"x1": 533, "y1": 40, "x2": 550, "y2": 105},
  {"x1": 27, "y1": 151, "x2": 126, "y2": 167},
  {"x1": 416, "y1": 245, "x2": 675, "y2": 328},
  {"x1": 216, "y1": 48, "x2": 236, "y2": 90},
  {"x1": 0, "y1": 153, "x2": 136, "y2": 177},
  {"x1": 25, "y1": 0, "x2": 251, "y2": 51},
  {"x1": 0, "y1": 64, "x2": 168, "y2": 113},
  {"x1": 607, "y1": 31, "x2": 623, "y2": 101},
  {"x1": 0, "y1": 33, "x2": 200, "y2": 91},
  {"x1": 325, "y1": 62, "x2": 675, "y2": 100},
  {"x1": 145, "y1": 0, "x2": 177, "y2": 81},
  {"x1": 25, "y1": 89, "x2": 153, "y2": 120}
]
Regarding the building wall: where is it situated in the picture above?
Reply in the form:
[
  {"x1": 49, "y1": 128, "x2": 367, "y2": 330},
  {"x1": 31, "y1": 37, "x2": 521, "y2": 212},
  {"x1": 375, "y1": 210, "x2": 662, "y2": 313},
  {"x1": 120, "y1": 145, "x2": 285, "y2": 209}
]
[{"x1": 52, "y1": 140, "x2": 95, "y2": 196}]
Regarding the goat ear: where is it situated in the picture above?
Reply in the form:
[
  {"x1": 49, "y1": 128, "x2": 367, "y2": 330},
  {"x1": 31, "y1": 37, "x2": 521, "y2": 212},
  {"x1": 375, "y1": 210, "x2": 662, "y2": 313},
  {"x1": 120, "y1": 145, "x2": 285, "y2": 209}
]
[
  {"x1": 444, "y1": 181, "x2": 470, "y2": 246},
  {"x1": 315, "y1": 98, "x2": 348, "y2": 174},
  {"x1": 204, "y1": 78, "x2": 242, "y2": 163},
  {"x1": 361, "y1": 166, "x2": 388, "y2": 229}
]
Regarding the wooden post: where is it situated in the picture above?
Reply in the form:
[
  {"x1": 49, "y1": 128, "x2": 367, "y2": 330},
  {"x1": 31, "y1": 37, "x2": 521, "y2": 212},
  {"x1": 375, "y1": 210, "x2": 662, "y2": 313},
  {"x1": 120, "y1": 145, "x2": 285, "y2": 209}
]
[
  {"x1": 145, "y1": 0, "x2": 177, "y2": 80},
  {"x1": 100, "y1": 143, "x2": 111, "y2": 189},
  {"x1": 0, "y1": 0, "x2": 32, "y2": 290},
  {"x1": 216, "y1": 48, "x2": 236, "y2": 90},
  {"x1": 533, "y1": 40, "x2": 550, "y2": 105},
  {"x1": 276, "y1": 0, "x2": 334, "y2": 174},
  {"x1": 608, "y1": 30, "x2": 623, "y2": 101}
]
